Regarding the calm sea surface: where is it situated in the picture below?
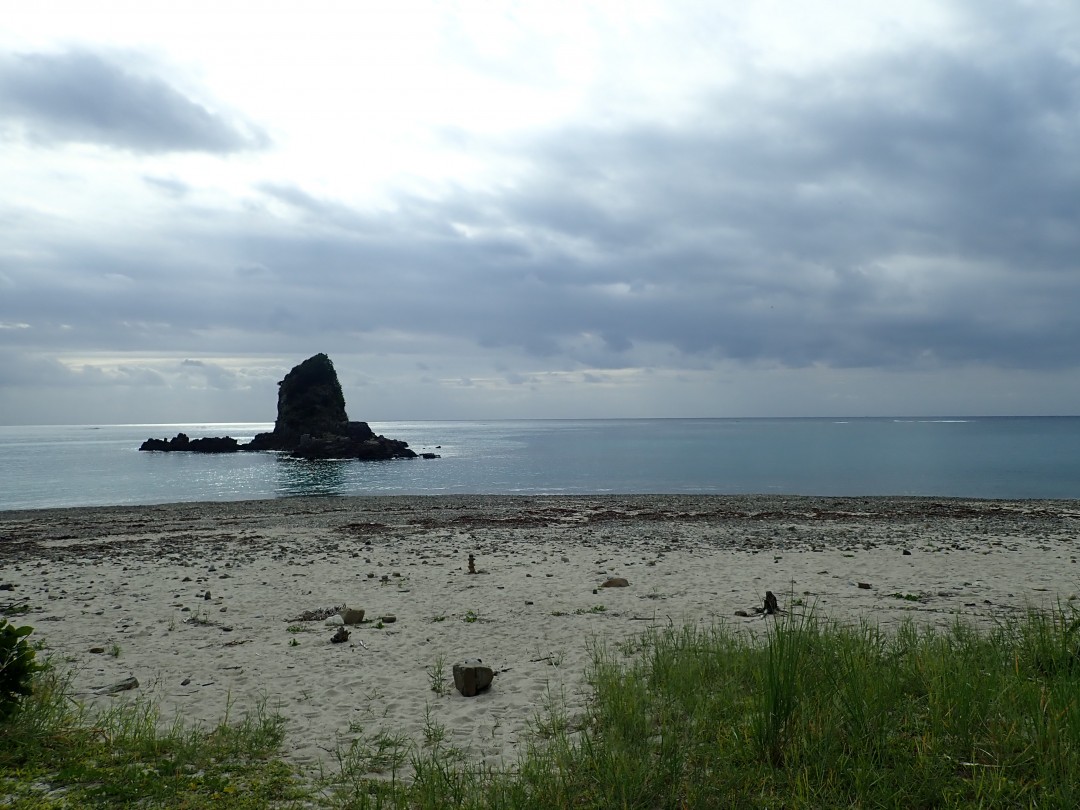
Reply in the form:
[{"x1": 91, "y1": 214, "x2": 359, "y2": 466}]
[{"x1": 1, "y1": 418, "x2": 1079, "y2": 510}]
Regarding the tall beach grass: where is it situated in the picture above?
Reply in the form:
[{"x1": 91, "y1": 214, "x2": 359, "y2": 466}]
[
  {"x1": 0, "y1": 664, "x2": 303, "y2": 808},
  {"x1": 6, "y1": 604, "x2": 1080, "y2": 807}
]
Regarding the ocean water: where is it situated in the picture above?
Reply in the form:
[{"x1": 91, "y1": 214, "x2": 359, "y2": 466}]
[{"x1": 1, "y1": 417, "x2": 1079, "y2": 510}]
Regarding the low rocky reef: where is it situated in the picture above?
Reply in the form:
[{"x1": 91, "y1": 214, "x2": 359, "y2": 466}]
[
  {"x1": 139, "y1": 434, "x2": 240, "y2": 453},
  {"x1": 140, "y1": 353, "x2": 436, "y2": 461}
]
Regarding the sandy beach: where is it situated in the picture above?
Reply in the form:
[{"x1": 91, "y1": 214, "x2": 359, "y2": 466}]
[{"x1": 2, "y1": 495, "x2": 1078, "y2": 776}]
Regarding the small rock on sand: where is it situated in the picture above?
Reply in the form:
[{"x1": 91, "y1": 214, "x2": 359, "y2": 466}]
[
  {"x1": 341, "y1": 608, "x2": 365, "y2": 625},
  {"x1": 96, "y1": 676, "x2": 139, "y2": 695},
  {"x1": 453, "y1": 658, "x2": 494, "y2": 697},
  {"x1": 330, "y1": 627, "x2": 350, "y2": 644}
]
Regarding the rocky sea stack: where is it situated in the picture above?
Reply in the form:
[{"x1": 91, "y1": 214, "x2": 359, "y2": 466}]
[{"x1": 140, "y1": 353, "x2": 424, "y2": 461}]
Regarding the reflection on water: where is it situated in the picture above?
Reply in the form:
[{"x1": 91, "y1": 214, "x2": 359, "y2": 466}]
[{"x1": 274, "y1": 457, "x2": 348, "y2": 496}]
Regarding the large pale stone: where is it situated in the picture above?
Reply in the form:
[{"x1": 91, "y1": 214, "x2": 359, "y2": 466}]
[{"x1": 340, "y1": 608, "x2": 365, "y2": 625}]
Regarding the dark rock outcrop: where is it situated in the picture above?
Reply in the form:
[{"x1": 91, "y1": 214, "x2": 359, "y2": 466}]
[
  {"x1": 140, "y1": 354, "x2": 421, "y2": 460},
  {"x1": 139, "y1": 433, "x2": 240, "y2": 453},
  {"x1": 247, "y1": 354, "x2": 416, "y2": 460},
  {"x1": 245, "y1": 353, "x2": 350, "y2": 451}
]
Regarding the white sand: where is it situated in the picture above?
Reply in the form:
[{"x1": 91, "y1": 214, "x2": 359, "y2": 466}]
[{"x1": 2, "y1": 495, "x2": 1078, "y2": 776}]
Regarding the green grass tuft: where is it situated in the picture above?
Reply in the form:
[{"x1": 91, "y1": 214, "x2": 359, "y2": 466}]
[{"x1": 1, "y1": 661, "x2": 305, "y2": 808}]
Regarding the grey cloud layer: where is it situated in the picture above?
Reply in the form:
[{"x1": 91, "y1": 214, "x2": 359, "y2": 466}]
[
  {"x1": 0, "y1": 49, "x2": 268, "y2": 153},
  {"x1": 4, "y1": 3, "x2": 1079, "y2": 379}
]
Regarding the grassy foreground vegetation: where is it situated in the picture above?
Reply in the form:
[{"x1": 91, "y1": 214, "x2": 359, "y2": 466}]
[
  {"x1": 0, "y1": 665, "x2": 303, "y2": 808},
  {"x1": 6, "y1": 605, "x2": 1080, "y2": 807}
]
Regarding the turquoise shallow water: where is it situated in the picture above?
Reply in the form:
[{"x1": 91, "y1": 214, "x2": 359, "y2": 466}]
[{"x1": 1, "y1": 417, "x2": 1079, "y2": 510}]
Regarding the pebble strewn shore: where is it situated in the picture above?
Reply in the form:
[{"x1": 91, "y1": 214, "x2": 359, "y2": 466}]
[{"x1": 2, "y1": 495, "x2": 1078, "y2": 773}]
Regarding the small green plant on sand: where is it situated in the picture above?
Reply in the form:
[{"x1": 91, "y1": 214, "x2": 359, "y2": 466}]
[
  {"x1": 428, "y1": 655, "x2": 450, "y2": 697},
  {"x1": 186, "y1": 610, "x2": 213, "y2": 626},
  {"x1": 573, "y1": 604, "x2": 607, "y2": 615},
  {"x1": 0, "y1": 600, "x2": 30, "y2": 617},
  {"x1": 0, "y1": 619, "x2": 39, "y2": 719},
  {"x1": 422, "y1": 703, "x2": 449, "y2": 747},
  {"x1": 463, "y1": 609, "x2": 480, "y2": 624}
]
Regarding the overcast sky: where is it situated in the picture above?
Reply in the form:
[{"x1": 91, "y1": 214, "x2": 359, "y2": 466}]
[{"x1": 2, "y1": 0, "x2": 1078, "y2": 425}]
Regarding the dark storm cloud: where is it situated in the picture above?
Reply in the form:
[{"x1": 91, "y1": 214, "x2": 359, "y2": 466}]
[
  {"x1": 0, "y1": 49, "x2": 268, "y2": 153},
  {"x1": 423, "y1": 12, "x2": 1080, "y2": 370},
  {"x1": 4, "y1": 0, "x2": 1078, "y2": 380}
]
